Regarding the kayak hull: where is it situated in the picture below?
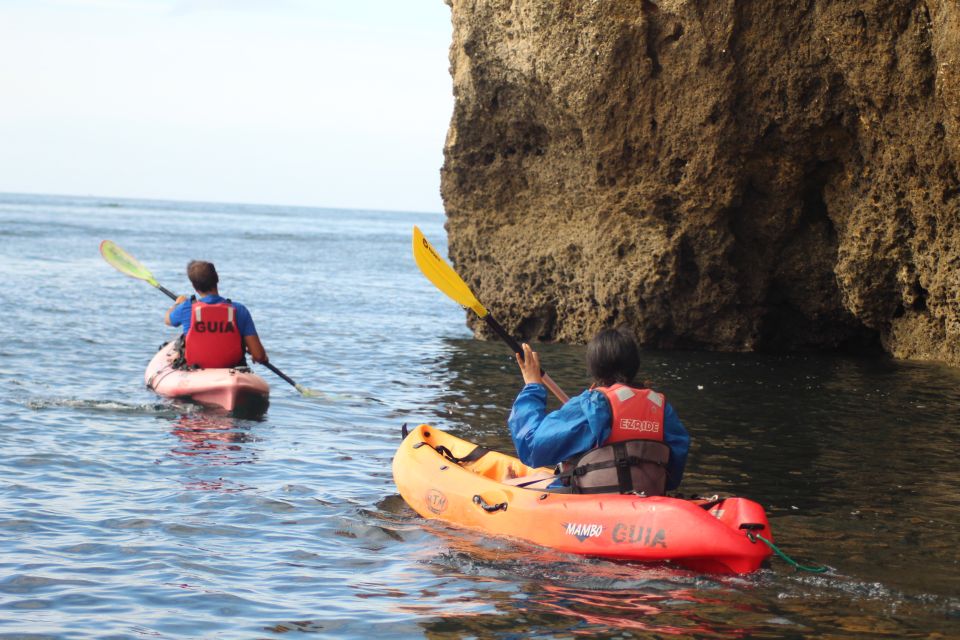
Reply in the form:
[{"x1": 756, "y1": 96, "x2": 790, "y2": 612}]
[
  {"x1": 144, "y1": 341, "x2": 269, "y2": 413},
  {"x1": 393, "y1": 424, "x2": 773, "y2": 574}
]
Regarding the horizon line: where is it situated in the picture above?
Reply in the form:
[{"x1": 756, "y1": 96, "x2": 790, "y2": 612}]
[{"x1": 0, "y1": 190, "x2": 446, "y2": 217}]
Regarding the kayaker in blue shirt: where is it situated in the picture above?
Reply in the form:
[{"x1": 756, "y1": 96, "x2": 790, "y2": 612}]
[
  {"x1": 508, "y1": 328, "x2": 689, "y2": 493},
  {"x1": 164, "y1": 260, "x2": 269, "y2": 367}
]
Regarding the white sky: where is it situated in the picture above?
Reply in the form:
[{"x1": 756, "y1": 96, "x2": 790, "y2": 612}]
[{"x1": 0, "y1": 0, "x2": 454, "y2": 212}]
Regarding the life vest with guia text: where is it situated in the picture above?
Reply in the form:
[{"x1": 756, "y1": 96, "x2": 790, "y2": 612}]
[{"x1": 184, "y1": 301, "x2": 244, "y2": 369}]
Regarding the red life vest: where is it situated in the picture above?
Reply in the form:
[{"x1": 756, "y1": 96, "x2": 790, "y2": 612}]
[
  {"x1": 597, "y1": 384, "x2": 666, "y2": 444},
  {"x1": 184, "y1": 300, "x2": 244, "y2": 369}
]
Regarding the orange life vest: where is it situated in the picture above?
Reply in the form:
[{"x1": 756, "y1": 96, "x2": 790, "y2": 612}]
[
  {"x1": 184, "y1": 300, "x2": 244, "y2": 369},
  {"x1": 597, "y1": 383, "x2": 666, "y2": 444}
]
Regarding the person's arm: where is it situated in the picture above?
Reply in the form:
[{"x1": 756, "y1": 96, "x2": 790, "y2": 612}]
[
  {"x1": 507, "y1": 372, "x2": 610, "y2": 468},
  {"x1": 165, "y1": 295, "x2": 188, "y2": 326},
  {"x1": 235, "y1": 305, "x2": 267, "y2": 364},
  {"x1": 663, "y1": 402, "x2": 690, "y2": 490},
  {"x1": 243, "y1": 334, "x2": 268, "y2": 364}
]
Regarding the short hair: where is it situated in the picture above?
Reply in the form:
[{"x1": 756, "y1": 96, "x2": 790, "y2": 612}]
[
  {"x1": 586, "y1": 328, "x2": 640, "y2": 386},
  {"x1": 187, "y1": 260, "x2": 219, "y2": 293}
]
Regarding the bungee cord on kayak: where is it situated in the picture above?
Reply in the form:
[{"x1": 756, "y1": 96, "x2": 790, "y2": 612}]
[{"x1": 748, "y1": 532, "x2": 830, "y2": 573}]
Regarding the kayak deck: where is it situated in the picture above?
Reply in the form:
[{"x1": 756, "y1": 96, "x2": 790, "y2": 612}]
[
  {"x1": 393, "y1": 424, "x2": 773, "y2": 574},
  {"x1": 144, "y1": 341, "x2": 269, "y2": 413}
]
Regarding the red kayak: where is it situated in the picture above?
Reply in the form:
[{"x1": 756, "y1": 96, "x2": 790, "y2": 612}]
[{"x1": 144, "y1": 340, "x2": 269, "y2": 412}]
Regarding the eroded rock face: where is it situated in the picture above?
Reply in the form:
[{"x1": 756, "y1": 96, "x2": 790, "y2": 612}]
[{"x1": 440, "y1": 0, "x2": 960, "y2": 364}]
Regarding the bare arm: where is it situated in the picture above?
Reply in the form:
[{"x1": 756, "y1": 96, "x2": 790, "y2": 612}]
[{"x1": 244, "y1": 334, "x2": 268, "y2": 364}]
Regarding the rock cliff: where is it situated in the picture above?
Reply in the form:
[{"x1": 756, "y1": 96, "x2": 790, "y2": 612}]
[{"x1": 440, "y1": 0, "x2": 960, "y2": 364}]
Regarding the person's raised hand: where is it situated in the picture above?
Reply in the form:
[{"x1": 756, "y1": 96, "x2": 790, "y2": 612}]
[{"x1": 515, "y1": 343, "x2": 543, "y2": 386}]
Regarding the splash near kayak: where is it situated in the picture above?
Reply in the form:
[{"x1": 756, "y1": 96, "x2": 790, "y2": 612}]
[
  {"x1": 393, "y1": 424, "x2": 774, "y2": 574},
  {"x1": 145, "y1": 340, "x2": 269, "y2": 413}
]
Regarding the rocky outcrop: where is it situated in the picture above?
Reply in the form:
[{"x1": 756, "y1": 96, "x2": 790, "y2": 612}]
[{"x1": 440, "y1": 0, "x2": 960, "y2": 364}]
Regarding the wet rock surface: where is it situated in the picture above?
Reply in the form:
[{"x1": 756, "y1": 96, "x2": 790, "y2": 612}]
[{"x1": 440, "y1": 0, "x2": 960, "y2": 364}]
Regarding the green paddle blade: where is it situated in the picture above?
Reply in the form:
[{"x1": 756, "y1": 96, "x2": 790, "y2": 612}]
[
  {"x1": 100, "y1": 240, "x2": 160, "y2": 287},
  {"x1": 293, "y1": 384, "x2": 353, "y2": 403},
  {"x1": 412, "y1": 226, "x2": 488, "y2": 317},
  {"x1": 295, "y1": 384, "x2": 326, "y2": 398}
]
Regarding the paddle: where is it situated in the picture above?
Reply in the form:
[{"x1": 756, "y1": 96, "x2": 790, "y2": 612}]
[
  {"x1": 412, "y1": 226, "x2": 570, "y2": 403},
  {"x1": 99, "y1": 240, "x2": 322, "y2": 398},
  {"x1": 99, "y1": 240, "x2": 180, "y2": 300},
  {"x1": 260, "y1": 361, "x2": 324, "y2": 398}
]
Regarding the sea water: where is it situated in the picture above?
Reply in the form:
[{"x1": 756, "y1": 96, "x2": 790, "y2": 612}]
[{"x1": 1, "y1": 193, "x2": 957, "y2": 638}]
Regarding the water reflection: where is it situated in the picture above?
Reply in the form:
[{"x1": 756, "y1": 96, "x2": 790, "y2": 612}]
[
  {"x1": 531, "y1": 583, "x2": 740, "y2": 637},
  {"x1": 406, "y1": 524, "x2": 763, "y2": 638},
  {"x1": 169, "y1": 412, "x2": 261, "y2": 469}
]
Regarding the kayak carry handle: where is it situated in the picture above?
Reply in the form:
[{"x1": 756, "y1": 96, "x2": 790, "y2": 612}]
[{"x1": 472, "y1": 495, "x2": 508, "y2": 513}]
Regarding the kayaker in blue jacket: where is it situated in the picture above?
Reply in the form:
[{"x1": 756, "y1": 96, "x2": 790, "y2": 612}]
[
  {"x1": 164, "y1": 260, "x2": 269, "y2": 367},
  {"x1": 508, "y1": 328, "x2": 689, "y2": 493}
]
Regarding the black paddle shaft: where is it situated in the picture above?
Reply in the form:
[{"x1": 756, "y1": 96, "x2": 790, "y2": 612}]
[
  {"x1": 263, "y1": 361, "x2": 297, "y2": 388},
  {"x1": 483, "y1": 314, "x2": 547, "y2": 375},
  {"x1": 157, "y1": 285, "x2": 178, "y2": 301},
  {"x1": 483, "y1": 314, "x2": 523, "y2": 354}
]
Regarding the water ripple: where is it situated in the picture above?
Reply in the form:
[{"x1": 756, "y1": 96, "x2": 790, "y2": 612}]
[{"x1": 0, "y1": 195, "x2": 957, "y2": 638}]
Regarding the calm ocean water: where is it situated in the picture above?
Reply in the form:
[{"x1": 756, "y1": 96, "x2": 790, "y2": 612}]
[{"x1": 1, "y1": 193, "x2": 958, "y2": 638}]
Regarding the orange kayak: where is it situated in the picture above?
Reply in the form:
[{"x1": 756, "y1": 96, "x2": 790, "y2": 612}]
[
  {"x1": 393, "y1": 424, "x2": 774, "y2": 574},
  {"x1": 144, "y1": 341, "x2": 269, "y2": 413}
]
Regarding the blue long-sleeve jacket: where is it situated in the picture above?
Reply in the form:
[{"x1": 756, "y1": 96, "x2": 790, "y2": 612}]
[{"x1": 507, "y1": 383, "x2": 690, "y2": 490}]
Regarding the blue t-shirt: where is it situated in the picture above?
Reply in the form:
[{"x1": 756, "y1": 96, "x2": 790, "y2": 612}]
[
  {"x1": 168, "y1": 295, "x2": 258, "y2": 337},
  {"x1": 508, "y1": 383, "x2": 690, "y2": 490}
]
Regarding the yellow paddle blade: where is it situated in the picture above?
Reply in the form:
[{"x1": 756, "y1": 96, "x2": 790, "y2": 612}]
[
  {"x1": 412, "y1": 226, "x2": 488, "y2": 317},
  {"x1": 99, "y1": 240, "x2": 159, "y2": 287}
]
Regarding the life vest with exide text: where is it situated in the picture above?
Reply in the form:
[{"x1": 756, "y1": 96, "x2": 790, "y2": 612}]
[{"x1": 184, "y1": 299, "x2": 244, "y2": 369}]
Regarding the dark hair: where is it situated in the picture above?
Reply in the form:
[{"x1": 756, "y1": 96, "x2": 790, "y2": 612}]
[
  {"x1": 187, "y1": 260, "x2": 219, "y2": 293},
  {"x1": 586, "y1": 328, "x2": 640, "y2": 386}
]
